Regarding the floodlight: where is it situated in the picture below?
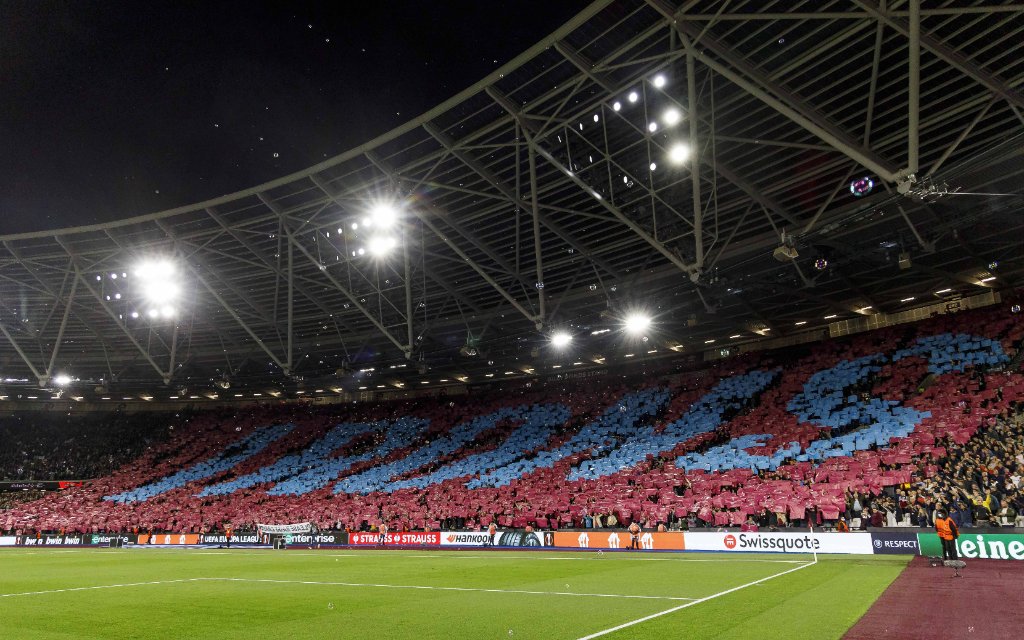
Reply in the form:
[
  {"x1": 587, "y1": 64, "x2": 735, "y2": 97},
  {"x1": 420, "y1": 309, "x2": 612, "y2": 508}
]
[
  {"x1": 52, "y1": 374, "x2": 72, "y2": 386},
  {"x1": 368, "y1": 202, "x2": 399, "y2": 229},
  {"x1": 367, "y1": 235, "x2": 398, "y2": 257},
  {"x1": 612, "y1": 101, "x2": 621, "y2": 111},
  {"x1": 668, "y1": 143, "x2": 690, "y2": 164},
  {"x1": 628, "y1": 91, "x2": 639, "y2": 103},
  {"x1": 662, "y1": 108, "x2": 682, "y2": 126},
  {"x1": 160, "y1": 306, "x2": 176, "y2": 318},
  {"x1": 624, "y1": 313, "x2": 651, "y2": 334},
  {"x1": 648, "y1": 121, "x2": 658, "y2": 133},
  {"x1": 653, "y1": 74, "x2": 667, "y2": 88},
  {"x1": 551, "y1": 332, "x2": 573, "y2": 348}
]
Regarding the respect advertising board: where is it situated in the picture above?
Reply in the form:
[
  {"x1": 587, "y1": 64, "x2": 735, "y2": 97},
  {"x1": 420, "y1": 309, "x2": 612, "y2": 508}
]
[
  {"x1": 684, "y1": 531, "x2": 874, "y2": 554},
  {"x1": 553, "y1": 531, "x2": 685, "y2": 550},
  {"x1": 917, "y1": 532, "x2": 1024, "y2": 560},
  {"x1": 869, "y1": 532, "x2": 919, "y2": 555}
]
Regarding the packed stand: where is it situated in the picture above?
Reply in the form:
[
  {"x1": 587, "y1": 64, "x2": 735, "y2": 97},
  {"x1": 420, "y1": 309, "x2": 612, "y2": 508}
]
[
  {"x1": 2, "y1": 304, "x2": 1023, "y2": 536},
  {"x1": 0, "y1": 410, "x2": 176, "y2": 481}
]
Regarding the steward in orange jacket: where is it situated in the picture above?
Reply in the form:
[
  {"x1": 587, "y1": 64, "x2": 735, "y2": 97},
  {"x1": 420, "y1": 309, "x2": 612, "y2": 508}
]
[{"x1": 934, "y1": 509, "x2": 959, "y2": 561}]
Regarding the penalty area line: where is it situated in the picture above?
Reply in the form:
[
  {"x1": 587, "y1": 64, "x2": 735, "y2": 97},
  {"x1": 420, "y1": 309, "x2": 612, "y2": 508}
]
[
  {"x1": 575, "y1": 559, "x2": 818, "y2": 640},
  {"x1": 0, "y1": 578, "x2": 204, "y2": 598},
  {"x1": 209, "y1": 577, "x2": 696, "y2": 601}
]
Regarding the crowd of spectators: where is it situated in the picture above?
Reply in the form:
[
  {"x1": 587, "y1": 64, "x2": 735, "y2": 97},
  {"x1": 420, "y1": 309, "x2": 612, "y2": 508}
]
[
  {"x1": 0, "y1": 410, "x2": 176, "y2": 481},
  {"x1": 928, "y1": 408, "x2": 1024, "y2": 527}
]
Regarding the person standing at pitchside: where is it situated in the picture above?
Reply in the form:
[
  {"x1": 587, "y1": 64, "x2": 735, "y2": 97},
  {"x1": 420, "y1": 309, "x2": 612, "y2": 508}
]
[
  {"x1": 934, "y1": 507, "x2": 959, "y2": 561},
  {"x1": 628, "y1": 521, "x2": 641, "y2": 550}
]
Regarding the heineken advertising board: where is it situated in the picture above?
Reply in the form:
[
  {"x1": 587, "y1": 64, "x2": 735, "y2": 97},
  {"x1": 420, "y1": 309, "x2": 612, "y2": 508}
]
[{"x1": 917, "y1": 532, "x2": 1024, "y2": 560}]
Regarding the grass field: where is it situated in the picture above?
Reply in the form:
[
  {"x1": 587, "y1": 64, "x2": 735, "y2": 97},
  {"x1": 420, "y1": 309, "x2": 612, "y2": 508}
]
[{"x1": 0, "y1": 548, "x2": 909, "y2": 639}]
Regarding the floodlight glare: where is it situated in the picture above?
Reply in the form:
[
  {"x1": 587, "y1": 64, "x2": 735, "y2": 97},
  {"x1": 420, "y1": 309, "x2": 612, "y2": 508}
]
[
  {"x1": 653, "y1": 74, "x2": 667, "y2": 88},
  {"x1": 612, "y1": 101, "x2": 621, "y2": 111},
  {"x1": 551, "y1": 332, "x2": 573, "y2": 348},
  {"x1": 662, "y1": 108, "x2": 682, "y2": 126},
  {"x1": 668, "y1": 142, "x2": 690, "y2": 164},
  {"x1": 368, "y1": 202, "x2": 399, "y2": 229},
  {"x1": 628, "y1": 91, "x2": 639, "y2": 103},
  {"x1": 52, "y1": 374, "x2": 72, "y2": 386},
  {"x1": 367, "y1": 235, "x2": 398, "y2": 257},
  {"x1": 624, "y1": 313, "x2": 651, "y2": 334}
]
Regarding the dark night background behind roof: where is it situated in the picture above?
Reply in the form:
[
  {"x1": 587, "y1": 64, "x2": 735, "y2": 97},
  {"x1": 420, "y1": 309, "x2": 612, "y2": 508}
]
[{"x1": 0, "y1": 0, "x2": 591, "y2": 235}]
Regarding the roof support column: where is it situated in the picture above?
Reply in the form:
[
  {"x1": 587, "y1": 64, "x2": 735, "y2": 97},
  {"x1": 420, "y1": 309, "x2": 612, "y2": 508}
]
[
  {"x1": 403, "y1": 224, "x2": 415, "y2": 357},
  {"x1": 908, "y1": 0, "x2": 921, "y2": 175},
  {"x1": 44, "y1": 275, "x2": 78, "y2": 383},
  {"x1": 686, "y1": 45, "x2": 703, "y2": 269},
  {"x1": 527, "y1": 143, "x2": 547, "y2": 328}
]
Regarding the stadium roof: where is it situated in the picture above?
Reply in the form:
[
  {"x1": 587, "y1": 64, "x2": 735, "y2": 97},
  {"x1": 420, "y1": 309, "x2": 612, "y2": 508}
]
[{"x1": 2, "y1": 0, "x2": 1023, "y2": 399}]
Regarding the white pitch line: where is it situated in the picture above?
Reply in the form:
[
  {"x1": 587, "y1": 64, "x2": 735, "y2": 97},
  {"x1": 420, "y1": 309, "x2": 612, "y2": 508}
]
[
  {"x1": 150, "y1": 549, "x2": 807, "y2": 565},
  {"x1": 575, "y1": 560, "x2": 818, "y2": 640},
  {"x1": 0, "y1": 578, "x2": 203, "y2": 599},
  {"x1": 3, "y1": 547, "x2": 810, "y2": 565},
  {"x1": 210, "y1": 577, "x2": 696, "y2": 601}
]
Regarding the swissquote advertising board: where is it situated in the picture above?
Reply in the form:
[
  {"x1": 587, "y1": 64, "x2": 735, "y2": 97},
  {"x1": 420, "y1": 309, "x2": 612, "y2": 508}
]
[{"x1": 684, "y1": 531, "x2": 874, "y2": 554}]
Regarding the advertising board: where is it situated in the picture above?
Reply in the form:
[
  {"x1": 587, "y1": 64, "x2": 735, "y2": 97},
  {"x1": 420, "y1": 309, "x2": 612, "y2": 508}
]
[
  {"x1": 281, "y1": 531, "x2": 346, "y2": 546},
  {"x1": 917, "y1": 532, "x2": 1024, "y2": 560},
  {"x1": 348, "y1": 531, "x2": 440, "y2": 546},
  {"x1": 20, "y1": 535, "x2": 90, "y2": 546},
  {"x1": 870, "y1": 532, "x2": 919, "y2": 554},
  {"x1": 0, "y1": 536, "x2": 19, "y2": 546},
  {"x1": 137, "y1": 533, "x2": 201, "y2": 545},
  {"x1": 553, "y1": 531, "x2": 685, "y2": 550},
  {"x1": 684, "y1": 531, "x2": 873, "y2": 554},
  {"x1": 439, "y1": 530, "x2": 550, "y2": 547}
]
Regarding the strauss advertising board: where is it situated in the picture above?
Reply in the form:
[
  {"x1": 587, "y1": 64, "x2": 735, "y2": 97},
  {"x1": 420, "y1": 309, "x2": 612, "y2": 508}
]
[
  {"x1": 684, "y1": 531, "x2": 874, "y2": 554},
  {"x1": 348, "y1": 531, "x2": 441, "y2": 546}
]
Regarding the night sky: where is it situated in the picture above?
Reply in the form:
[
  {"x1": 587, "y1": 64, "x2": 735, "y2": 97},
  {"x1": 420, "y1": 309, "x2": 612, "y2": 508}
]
[{"x1": 0, "y1": 1, "x2": 591, "y2": 235}]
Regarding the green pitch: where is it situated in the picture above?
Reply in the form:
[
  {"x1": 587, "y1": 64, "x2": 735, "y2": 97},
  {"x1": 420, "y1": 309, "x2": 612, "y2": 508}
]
[{"x1": 0, "y1": 548, "x2": 908, "y2": 639}]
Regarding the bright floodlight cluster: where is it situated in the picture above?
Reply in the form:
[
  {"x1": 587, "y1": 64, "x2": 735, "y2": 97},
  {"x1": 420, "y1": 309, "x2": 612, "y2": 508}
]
[
  {"x1": 624, "y1": 313, "x2": 651, "y2": 334},
  {"x1": 611, "y1": 73, "x2": 691, "y2": 168},
  {"x1": 551, "y1": 331, "x2": 573, "y2": 348},
  {"x1": 134, "y1": 259, "x2": 180, "y2": 319},
  {"x1": 352, "y1": 201, "x2": 402, "y2": 258}
]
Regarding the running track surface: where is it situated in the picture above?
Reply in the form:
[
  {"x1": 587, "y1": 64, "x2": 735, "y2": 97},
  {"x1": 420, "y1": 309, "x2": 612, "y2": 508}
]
[{"x1": 844, "y1": 555, "x2": 1024, "y2": 639}]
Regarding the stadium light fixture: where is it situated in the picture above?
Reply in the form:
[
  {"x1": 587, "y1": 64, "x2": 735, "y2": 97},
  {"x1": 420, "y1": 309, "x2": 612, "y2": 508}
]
[
  {"x1": 652, "y1": 74, "x2": 667, "y2": 88},
  {"x1": 628, "y1": 91, "x2": 639, "y2": 103},
  {"x1": 367, "y1": 201, "x2": 400, "y2": 229},
  {"x1": 662, "y1": 108, "x2": 681, "y2": 127},
  {"x1": 551, "y1": 332, "x2": 573, "y2": 348},
  {"x1": 624, "y1": 313, "x2": 651, "y2": 335},
  {"x1": 668, "y1": 142, "x2": 690, "y2": 165},
  {"x1": 52, "y1": 374, "x2": 72, "y2": 386},
  {"x1": 367, "y1": 235, "x2": 398, "y2": 257}
]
